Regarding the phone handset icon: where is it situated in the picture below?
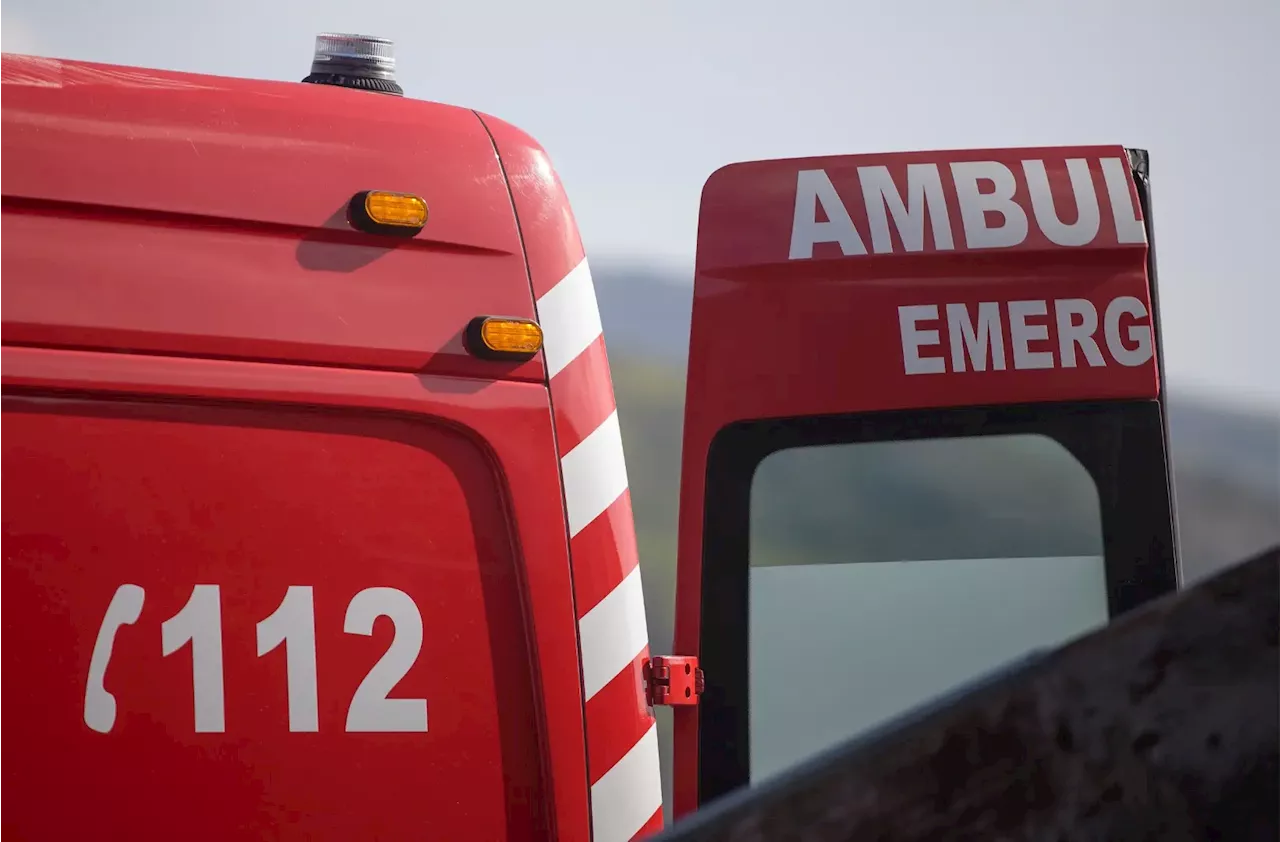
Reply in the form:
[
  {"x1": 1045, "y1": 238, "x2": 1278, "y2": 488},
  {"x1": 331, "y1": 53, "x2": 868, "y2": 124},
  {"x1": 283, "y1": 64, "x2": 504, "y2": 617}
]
[{"x1": 84, "y1": 584, "x2": 146, "y2": 734}]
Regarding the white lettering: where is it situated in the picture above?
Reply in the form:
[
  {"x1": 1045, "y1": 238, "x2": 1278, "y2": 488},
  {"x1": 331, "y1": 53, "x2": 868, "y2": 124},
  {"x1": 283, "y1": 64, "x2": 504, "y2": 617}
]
[
  {"x1": 90, "y1": 583, "x2": 431, "y2": 736},
  {"x1": 257, "y1": 586, "x2": 320, "y2": 733},
  {"x1": 896, "y1": 296, "x2": 1156, "y2": 375},
  {"x1": 858, "y1": 164, "x2": 954, "y2": 254},
  {"x1": 898, "y1": 304, "x2": 946, "y2": 375},
  {"x1": 345, "y1": 587, "x2": 429, "y2": 733},
  {"x1": 785, "y1": 156, "x2": 1149, "y2": 256},
  {"x1": 1055, "y1": 299, "x2": 1106, "y2": 367},
  {"x1": 1101, "y1": 158, "x2": 1147, "y2": 244},
  {"x1": 946, "y1": 303, "x2": 1006, "y2": 372},
  {"x1": 950, "y1": 161, "x2": 1029, "y2": 249},
  {"x1": 1007, "y1": 300, "x2": 1055, "y2": 370},
  {"x1": 1104, "y1": 295, "x2": 1153, "y2": 366},
  {"x1": 161, "y1": 584, "x2": 226, "y2": 733},
  {"x1": 789, "y1": 169, "x2": 867, "y2": 259},
  {"x1": 1023, "y1": 159, "x2": 1100, "y2": 247}
]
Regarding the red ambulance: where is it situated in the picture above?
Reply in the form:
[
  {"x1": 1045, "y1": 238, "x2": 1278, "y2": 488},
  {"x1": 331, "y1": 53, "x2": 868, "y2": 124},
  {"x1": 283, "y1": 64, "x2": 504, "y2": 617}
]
[{"x1": 1, "y1": 33, "x2": 1180, "y2": 842}]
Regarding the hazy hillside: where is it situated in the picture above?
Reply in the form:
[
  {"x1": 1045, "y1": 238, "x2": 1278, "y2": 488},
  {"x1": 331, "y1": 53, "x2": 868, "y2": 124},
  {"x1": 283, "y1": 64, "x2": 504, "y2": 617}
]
[{"x1": 592, "y1": 259, "x2": 694, "y2": 364}]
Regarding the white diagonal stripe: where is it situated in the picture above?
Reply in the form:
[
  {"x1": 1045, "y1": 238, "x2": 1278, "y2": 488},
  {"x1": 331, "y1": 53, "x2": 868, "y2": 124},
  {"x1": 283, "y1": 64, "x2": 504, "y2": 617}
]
[
  {"x1": 579, "y1": 563, "x2": 650, "y2": 701},
  {"x1": 537, "y1": 257, "x2": 603, "y2": 378},
  {"x1": 590, "y1": 722, "x2": 662, "y2": 842},
  {"x1": 561, "y1": 410, "x2": 628, "y2": 538}
]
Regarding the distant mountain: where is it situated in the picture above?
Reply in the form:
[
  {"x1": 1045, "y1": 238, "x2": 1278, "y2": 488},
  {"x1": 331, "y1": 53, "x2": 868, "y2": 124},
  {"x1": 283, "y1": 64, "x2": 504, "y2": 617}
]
[
  {"x1": 1166, "y1": 396, "x2": 1280, "y2": 498},
  {"x1": 591, "y1": 258, "x2": 693, "y2": 363}
]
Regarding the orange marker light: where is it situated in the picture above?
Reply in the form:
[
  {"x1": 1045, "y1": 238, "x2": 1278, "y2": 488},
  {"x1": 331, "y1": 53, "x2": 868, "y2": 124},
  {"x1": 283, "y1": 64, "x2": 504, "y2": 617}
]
[
  {"x1": 466, "y1": 317, "x2": 543, "y2": 361},
  {"x1": 365, "y1": 191, "x2": 427, "y2": 227},
  {"x1": 349, "y1": 190, "x2": 427, "y2": 235}
]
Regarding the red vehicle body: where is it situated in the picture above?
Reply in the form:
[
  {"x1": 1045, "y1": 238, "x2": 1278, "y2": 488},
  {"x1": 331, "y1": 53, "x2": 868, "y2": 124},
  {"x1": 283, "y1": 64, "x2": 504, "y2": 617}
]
[{"x1": 2, "y1": 40, "x2": 1181, "y2": 842}]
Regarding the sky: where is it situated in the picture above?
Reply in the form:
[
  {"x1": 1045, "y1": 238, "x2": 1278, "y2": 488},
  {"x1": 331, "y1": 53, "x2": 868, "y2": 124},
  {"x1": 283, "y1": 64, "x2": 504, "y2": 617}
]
[{"x1": 3, "y1": 0, "x2": 1277, "y2": 412}]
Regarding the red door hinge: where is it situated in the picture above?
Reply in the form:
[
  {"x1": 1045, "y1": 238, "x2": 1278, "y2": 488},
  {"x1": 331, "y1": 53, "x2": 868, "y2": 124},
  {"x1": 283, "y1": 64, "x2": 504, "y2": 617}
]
[{"x1": 644, "y1": 656, "x2": 704, "y2": 707}]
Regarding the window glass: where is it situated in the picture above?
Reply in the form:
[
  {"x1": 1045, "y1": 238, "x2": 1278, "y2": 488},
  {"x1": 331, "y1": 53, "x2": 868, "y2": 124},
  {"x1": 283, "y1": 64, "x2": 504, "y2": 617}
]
[{"x1": 747, "y1": 433, "x2": 1106, "y2": 782}]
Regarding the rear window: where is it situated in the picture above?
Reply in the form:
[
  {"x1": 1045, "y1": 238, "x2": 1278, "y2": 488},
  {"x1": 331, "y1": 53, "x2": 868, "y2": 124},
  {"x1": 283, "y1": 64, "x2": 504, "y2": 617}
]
[
  {"x1": 748, "y1": 433, "x2": 1105, "y2": 782},
  {"x1": 693, "y1": 400, "x2": 1178, "y2": 802}
]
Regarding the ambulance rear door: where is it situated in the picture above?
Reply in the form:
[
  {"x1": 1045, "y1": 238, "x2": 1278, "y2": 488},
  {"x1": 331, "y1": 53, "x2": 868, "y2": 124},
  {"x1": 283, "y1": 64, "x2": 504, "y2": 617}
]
[
  {"x1": 669, "y1": 146, "x2": 1180, "y2": 815},
  {"x1": 2, "y1": 55, "x2": 590, "y2": 842}
]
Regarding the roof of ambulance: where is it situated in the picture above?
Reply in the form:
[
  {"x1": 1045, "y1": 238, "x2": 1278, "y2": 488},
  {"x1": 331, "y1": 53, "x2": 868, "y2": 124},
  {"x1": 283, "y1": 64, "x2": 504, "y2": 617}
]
[
  {"x1": 0, "y1": 51, "x2": 532, "y2": 254},
  {"x1": 0, "y1": 50, "x2": 495, "y2": 143}
]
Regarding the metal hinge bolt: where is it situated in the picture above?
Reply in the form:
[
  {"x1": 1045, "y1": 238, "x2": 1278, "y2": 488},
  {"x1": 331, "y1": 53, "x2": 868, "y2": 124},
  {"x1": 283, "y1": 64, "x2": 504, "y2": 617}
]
[{"x1": 644, "y1": 655, "x2": 704, "y2": 707}]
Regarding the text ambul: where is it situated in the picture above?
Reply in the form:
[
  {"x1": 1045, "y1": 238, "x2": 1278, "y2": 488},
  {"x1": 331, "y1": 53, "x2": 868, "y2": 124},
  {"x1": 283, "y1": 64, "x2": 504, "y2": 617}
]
[
  {"x1": 789, "y1": 156, "x2": 1146, "y2": 258},
  {"x1": 899, "y1": 296, "x2": 1153, "y2": 375}
]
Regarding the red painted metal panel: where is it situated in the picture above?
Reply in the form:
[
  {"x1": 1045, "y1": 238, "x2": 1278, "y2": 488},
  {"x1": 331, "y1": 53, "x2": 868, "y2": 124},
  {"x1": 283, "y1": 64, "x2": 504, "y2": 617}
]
[
  {"x1": 1, "y1": 346, "x2": 590, "y2": 842},
  {"x1": 1, "y1": 53, "x2": 537, "y2": 379},
  {"x1": 483, "y1": 112, "x2": 664, "y2": 841}
]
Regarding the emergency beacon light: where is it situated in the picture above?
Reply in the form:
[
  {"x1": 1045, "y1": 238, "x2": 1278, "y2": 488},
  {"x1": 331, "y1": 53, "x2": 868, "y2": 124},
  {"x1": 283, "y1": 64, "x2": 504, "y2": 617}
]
[{"x1": 302, "y1": 33, "x2": 404, "y2": 96}]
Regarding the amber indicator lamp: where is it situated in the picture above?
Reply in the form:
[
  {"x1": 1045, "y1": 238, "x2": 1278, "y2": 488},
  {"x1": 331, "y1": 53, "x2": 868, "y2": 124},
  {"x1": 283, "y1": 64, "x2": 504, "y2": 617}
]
[
  {"x1": 349, "y1": 190, "x2": 427, "y2": 236},
  {"x1": 465, "y1": 317, "x2": 544, "y2": 362}
]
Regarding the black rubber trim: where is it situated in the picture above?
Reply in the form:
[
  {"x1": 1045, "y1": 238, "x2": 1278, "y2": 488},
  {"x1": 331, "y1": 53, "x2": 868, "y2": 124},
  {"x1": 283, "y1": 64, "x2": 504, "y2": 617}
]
[
  {"x1": 302, "y1": 73, "x2": 404, "y2": 96},
  {"x1": 1127, "y1": 147, "x2": 1184, "y2": 579},
  {"x1": 695, "y1": 398, "x2": 1179, "y2": 806}
]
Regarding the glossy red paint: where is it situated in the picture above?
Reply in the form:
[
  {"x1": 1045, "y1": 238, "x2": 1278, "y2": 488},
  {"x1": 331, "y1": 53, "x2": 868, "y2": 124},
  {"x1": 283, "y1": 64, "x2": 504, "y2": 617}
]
[
  {"x1": 482, "y1": 113, "x2": 664, "y2": 840},
  {"x1": 0, "y1": 49, "x2": 628, "y2": 842},
  {"x1": 671, "y1": 148, "x2": 1160, "y2": 815},
  {"x1": 644, "y1": 657, "x2": 704, "y2": 707},
  {"x1": 1, "y1": 53, "x2": 540, "y2": 381},
  {"x1": 2, "y1": 347, "x2": 590, "y2": 842}
]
